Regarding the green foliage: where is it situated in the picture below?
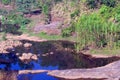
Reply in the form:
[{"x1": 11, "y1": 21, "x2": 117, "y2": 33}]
[
  {"x1": 42, "y1": 4, "x2": 49, "y2": 15},
  {"x1": 86, "y1": 0, "x2": 116, "y2": 8},
  {"x1": 0, "y1": 13, "x2": 30, "y2": 34},
  {"x1": 70, "y1": 9, "x2": 80, "y2": 18},
  {"x1": 75, "y1": 13, "x2": 120, "y2": 51},
  {"x1": 16, "y1": 0, "x2": 37, "y2": 13},
  {"x1": 99, "y1": 5, "x2": 113, "y2": 19},
  {"x1": 62, "y1": 25, "x2": 75, "y2": 37},
  {"x1": 7, "y1": 14, "x2": 30, "y2": 25},
  {"x1": 113, "y1": 5, "x2": 120, "y2": 22},
  {"x1": 62, "y1": 28, "x2": 72, "y2": 37},
  {"x1": 99, "y1": 5, "x2": 120, "y2": 22},
  {"x1": 1, "y1": 32, "x2": 7, "y2": 41},
  {"x1": 101, "y1": 0, "x2": 116, "y2": 7},
  {"x1": 0, "y1": 9, "x2": 8, "y2": 16},
  {"x1": 115, "y1": 40, "x2": 120, "y2": 48},
  {"x1": 86, "y1": 0, "x2": 98, "y2": 8},
  {"x1": 2, "y1": 0, "x2": 11, "y2": 5}
]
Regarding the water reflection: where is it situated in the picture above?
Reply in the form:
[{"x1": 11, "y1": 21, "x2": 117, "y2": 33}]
[{"x1": 0, "y1": 40, "x2": 120, "y2": 80}]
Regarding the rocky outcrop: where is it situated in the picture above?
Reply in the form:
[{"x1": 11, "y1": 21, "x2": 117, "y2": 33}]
[
  {"x1": 48, "y1": 60, "x2": 120, "y2": 80},
  {"x1": 34, "y1": 22, "x2": 62, "y2": 35},
  {"x1": 19, "y1": 70, "x2": 48, "y2": 74}
]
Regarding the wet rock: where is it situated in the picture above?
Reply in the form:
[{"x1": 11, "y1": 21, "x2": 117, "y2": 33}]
[
  {"x1": 48, "y1": 60, "x2": 120, "y2": 80},
  {"x1": 50, "y1": 52, "x2": 54, "y2": 55},
  {"x1": 19, "y1": 70, "x2": 48, "y2": 74},
  {"x1": 23, "y1": 43, "x2": 32, "y2": 48},
  {"x1": 19, "y1": 53, "x2": 38, "y2": 61},
  {"x1": 31, "y1": 54, "x2": 38, "y2": 60}
]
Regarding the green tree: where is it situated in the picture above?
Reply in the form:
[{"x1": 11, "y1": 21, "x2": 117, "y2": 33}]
[
  {"x1": 2, "y1": 0, "x2": 11, "y2": 5},
  {"x1": 16, "y1": 0, "x2": 37, "y2": 14}
]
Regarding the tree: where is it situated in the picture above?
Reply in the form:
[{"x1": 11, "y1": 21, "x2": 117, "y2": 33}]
[
  {"x1": 16, "y1": 0, "x2": 37, "y2": 14},
  {"x1": 1, "y1": 0, "x2": 11, "y2": 5}
]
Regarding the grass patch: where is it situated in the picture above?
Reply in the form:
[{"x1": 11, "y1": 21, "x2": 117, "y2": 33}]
[
  {"x1": 90, "y1": 49, "x2": 120, "y2": 56},
  {"x1": 29, "y1": 32, "x2": 76, "y2": 41}
]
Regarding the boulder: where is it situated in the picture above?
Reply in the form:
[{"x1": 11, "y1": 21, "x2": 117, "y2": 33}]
[
  {"x1": 48, "y1": 60, "x2": 120, "y2": 80},
  {"x1": 23, "y1": 43, "x2": 32, "y2": 48},
  {"x1": 34, "y1": 22, "x2": 62, "y2": 35},
  {"x1": 19, "y1": 53, "x2": 38, "y2": 61}
]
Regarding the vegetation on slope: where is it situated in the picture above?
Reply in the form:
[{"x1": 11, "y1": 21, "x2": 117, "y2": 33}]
[{"x1": 0, "y1": 0, "x2": 120, "y2": 52}]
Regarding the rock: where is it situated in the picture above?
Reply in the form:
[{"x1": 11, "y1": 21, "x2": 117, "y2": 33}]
[
  {"x1": 50, "y1": 52, "x2": 54, "y2": 55},
  {"x1": 0, "y1": 40, "x2": 22, "y2": 53},
  {"x1": 31, "y1": 54, "x2": 38, "y2": 60},
  {"x1": 19, "y1": 53, "x2": 38, "y2": 61},
  {"x1": 48, "y1": 60, "x2": 120, "y2": 80},
  {"x1": 34, "y1": 22, "x2": 62, "y2": 35},
  {"x1": 0, "y1": 15, "x2": 3, "y2": 20},
  {"x1": 19, "y1": 70, "x2": 48, "y2": 74},
  {"x1": 23, "y1": 43, "x2": 32, "y2": 48}
]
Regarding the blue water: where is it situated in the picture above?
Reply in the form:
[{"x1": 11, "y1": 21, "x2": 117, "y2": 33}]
[
  {"x1": 18, "y1": 73, "x2": 58, "y2": 80},
  {"x1": 0, "y1": 53, "x2": 59, "y2": 80}
]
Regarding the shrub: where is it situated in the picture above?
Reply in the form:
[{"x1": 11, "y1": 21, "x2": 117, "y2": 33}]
[
  {"x1": 75, "y1": 13, "x2": 120, "y2": 51},
  {"x1": 101, "y1": 0, "x2": 116, "y2": 7},
  {"x1": 62, "y1": 28, "x2": 72, "y2": 37},
  {"x1": 0, "y1": 9, "x2": 8, "y2": 16},
  {"x1": 7, "y1": 14, "x2": 30, "y2": 25},
  {"x1": 70, "y1": 9, "x2": 80, "y2": 18},
  {"x1": 113, "y1": 6, "x2": 120, "y2": 22},
  {"x1": 86, "y1": 0, "x2": 98, "y2": 8},
  {"x1": 2, "y1": 0, "x2": 11, "y2": 5},
  {"x1": 62, "y1": 25, "x2": 75, "y2": 37},
  {"x1": 86, "y1": 0, "x2": 116, "y2": 8},
  {"x1": 99, "y1": 5, "x2": 113, "y2": 19}
]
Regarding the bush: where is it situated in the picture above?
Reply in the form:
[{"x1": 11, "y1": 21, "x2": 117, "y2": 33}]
[
  {"x1": 2, "y1": 0, "x2": 11, "y2": 5},
  {"x1": 75, "y1": 13, "x2": 120, "y2": 51},
  {"x1": 0, "y1": 9, "x2": 8, "y2": 15},
  {"x1": 86, "y1": 0, "x2": 116, "y2": 8},
  {"x1": 70, "y1": 9, "x2": 80, "y2": 18},
  {"x1": 62, "y1": 28, "x2": 72, "y2": 37},
  {"x1": 101, "y1": 0, "x2": 116, "y2": 7},
  {"x1": 0, "y1": 13, "x2": 30, "y2": 34},
  {"x1": 62, "y1": 25, "x2": 75, "y2": 37},
  {"x1": 113, "y1": 6, "x2": 120, "y2": 22},
  {"x1": 99, "y1": 5, "x2": 113, "y2": 19},
  {"x1": 86, "y1": 0, "x2": 98, "y2": 8},
  {"x1": 7, "y1": 14, "x2": 30, "y2": 25}
]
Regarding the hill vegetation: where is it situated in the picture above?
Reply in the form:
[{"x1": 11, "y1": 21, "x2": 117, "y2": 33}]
[{"x1": 0, "y1": 0, "x2": 120, "y2": 52}]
